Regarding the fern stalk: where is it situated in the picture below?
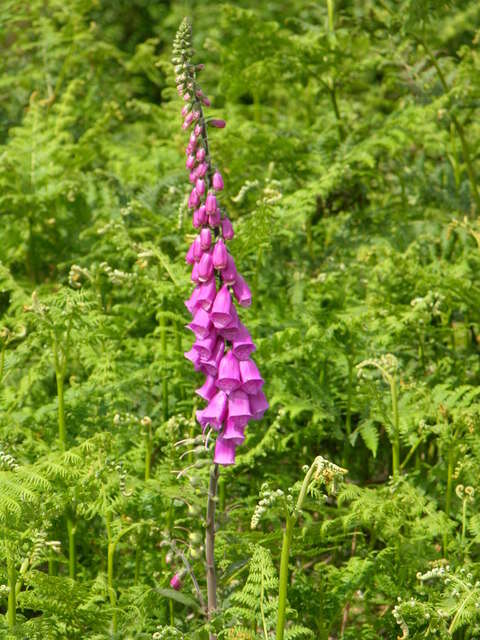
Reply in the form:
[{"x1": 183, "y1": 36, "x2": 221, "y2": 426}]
[
  {"x1": 390, "y1": 373, "x2": 400, "y2": 480},
  {"x1": 7, "y1": 554, "x2": 16, "y2": 629},
  {"x1": 276, "y1": 460, "x2": 319, "y2": 640}
]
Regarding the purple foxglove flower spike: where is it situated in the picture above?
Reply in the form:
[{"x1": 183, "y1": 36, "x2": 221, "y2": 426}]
[
  {"x1": 216, "y1": 350, "x2": 241, "y2": 392},
  {"x1": 212, "y1": 239, "x2": 228, "y2": 270},
  {"x1": 174, "y1": 19, "x2": 267, "y2": 465},
  {"x1": 221, "y1": 217, "x2": 234, "y2": 240},
  {"x1": 233, "y1": 274, "x2": 252, "y2": 307},
  {"x1": 212, "y1": 171, "x2": 224, "y2": 191},
  {"x1": 213, "y1": 436, "x2": 236, "y2": 465}
]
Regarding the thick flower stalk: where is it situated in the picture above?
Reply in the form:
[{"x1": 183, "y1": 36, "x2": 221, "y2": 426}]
[{"x1": 173, "y1": 19, "x2": 268, "y2": 467}]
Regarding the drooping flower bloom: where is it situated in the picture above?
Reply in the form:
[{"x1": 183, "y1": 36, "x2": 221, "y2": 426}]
[
  {"x1": 173, "y1": 18, "x2": 268, "y2": 465},
  {"x1": 170, "y1": 574, "x2": 182, "y2": 591}
]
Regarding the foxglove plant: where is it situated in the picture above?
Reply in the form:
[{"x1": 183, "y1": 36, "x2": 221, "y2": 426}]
[{"x1": 172, "y1": 18, "x2": 268, "y2": 629}]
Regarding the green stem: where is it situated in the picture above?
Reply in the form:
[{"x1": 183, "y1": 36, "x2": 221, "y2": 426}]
[
  {"x1": 54, "y1": 341, "x2": 66, "y2": 450},
  {"x1": 67, "y1": 515, "x2": 76, "y2": 580},
  {"x1": 205, "y1": 464, "x2": 219, "y2": 637},
  {"x1": 145, "y1": 420, "x2": 152, "y2": 481},
  {"x1": 160, "y1": 313, "x2": 169, "y2": 421},
  {"x1": 276, "y1": 461, "x2": 318, "y2": 639},
  {"x1": 346, "y1": 357, "x2": 353, "y2": 437},
  {"x1": 260, "y1": 559, "x2": 269, "y2": 640},
  {"x1": 276, "y1": 515, "x2": 294, "y2": 640},
  {"x1": 106, "y1": 514, "x2": 118, "y2": 634},
  {"x1": 327, "y1": 0, "x2": 334, "y2": 32},
  {"x1": 461, "y1": 498, "x2": 467, "y2": 545},
  {"x1": 7, "y1": 555, "x2": 16, "y2": 629},
  {"x1": 390, "y1": 375, "x2": 400, "y2": 479},
  {"x1": 443, "y1": 441, "x2": 455, "y2": 555}
]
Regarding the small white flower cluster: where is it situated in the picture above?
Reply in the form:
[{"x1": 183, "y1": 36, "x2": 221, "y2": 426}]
[
  {"x1": 251, "y1": 483, "x2": 286, "y2": 529},
  {"x1": 416, "y1": 565, "x2": 450, "y2": 581},
  {"x1": 152, "y1": 626, "x2": 184, "y2": 640}
]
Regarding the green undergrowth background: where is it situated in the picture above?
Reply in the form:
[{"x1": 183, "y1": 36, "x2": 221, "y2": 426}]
[{"x1": 1, "y1": 0, "x2": 480, "y2": 638}]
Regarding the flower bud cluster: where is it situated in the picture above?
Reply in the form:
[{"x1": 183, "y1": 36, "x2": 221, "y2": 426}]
[{"x1": 173, "y1": 19, "x2": 268, "y2": 466}]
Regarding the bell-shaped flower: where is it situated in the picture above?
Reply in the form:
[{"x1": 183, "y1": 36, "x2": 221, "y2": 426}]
[
  {"x1": 219, "y1": 304, "x2": 239, "y2": 341},
  {"x1": 192, "y1": 332, "x2": 217, "y2": 360},
  {"x1": 192, "y1": 208, "x2": 202, "y2": 228},
  {"x1": 211, "y1": 285, "x2": 234, "y2": 328},
  {"x1": 193, "y1": 236, "x2": 203, "y2": 262},
  {"x1": 196, "y1": 147, "x2": 206, "y2": 162},
  {"x1": 210, "y1": 119, "x2": 226, "y2": 128},
  {"x1": 221, "y1": 217, "x2": 234, "y2": 240},
  {"x1": 216, "y1": 350, "x2": 241, "y2": 392},
  {"x1": 197, "y1": 205, "x2": 207, "y2": 225},
  {"x1": 212, "y1": 171, "x2": 224, "y2": 191},
  {"x1": 197, "y1": 278, "x2": 217, "y2": 311},
  {"x1": 205, "y1": 192, "x2": 217, "y2": 214},
  {"x1": 232, "y1": 324, "x2": 256, "y2": 360},
  {"x1": 184, "y1": 347, "x2": 202, "y2": 371},
  {"x1": 196, "y1": 375, "x2": 217, "y2": 402},
  {"x1": 196, "y1": 178, "x2": 205, "y2": 196},
  {"x1": 185, "y1": 242, "x2": 195, "y2": 265},
  {"x1": 223, "y1": 418, "x2": 246, "y2": 444},
  {"x1": 221, "y1": 254, "x2": 237, "y2": 285},
  {"x1": 200, "y1": 337, "x2": 224, "y2": 376},
  {"x1": 208, "y1": 208, "x2": 221, "y2": 227},
  {"x1": 188, "y1": 188, "x2": 200, "y2": 209},
  {"x1": 227, "y1": 389, "x2": 251, "y2": 426},
  {"x1": 200, "y1": 228, "x2": 212, "y2": 250},
  {"x1": 198, "y1": 252, "x2": 213, "y2": 282},
  {"x1": 185, "y1": 284, "x2": 201, "y2": 314},
  {"x1": 213, "y1": 436, "x2": 236, "y2": 465},
  {"x1": 187, "y1": 307, "x2": 212, "y2": 339},
  {"x1": 212, "y1": 239, "x2": 228, "y2": 270},
  {"x1": 186, "y1": 154, "x2": 195, "y2": 169},
  {"x1": 239, "y1": 359, "x2": 264, "y2": 394},
  {"x1": 201, "y1": 390, "x2": 228, "y2": 429},
  {"x1": 197, "y1": 162, "x2": 208, "y2": 178},
  {"x1": 233, "y1": 275, "x2": 252, "y2": 307},
  {"x1": 250, "y1": 390, "x2": 269, "y2": 421},
  {"x1": 191, "y1": 261, "x2": 200, "y2": 283}
]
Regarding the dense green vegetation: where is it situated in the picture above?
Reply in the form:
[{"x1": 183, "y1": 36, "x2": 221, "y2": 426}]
[{"x1": 1, "y1": 1, "x2": 480, "y2": 637}]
